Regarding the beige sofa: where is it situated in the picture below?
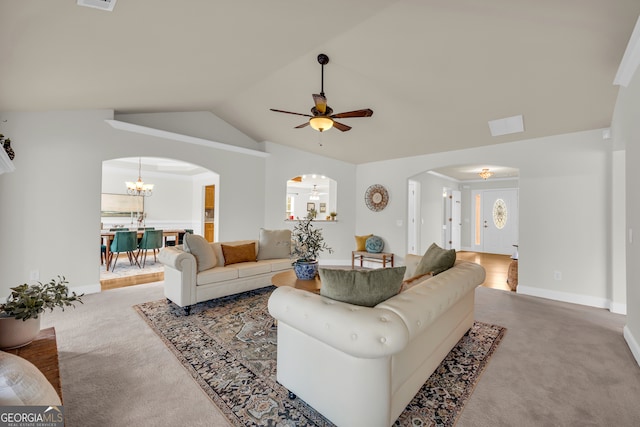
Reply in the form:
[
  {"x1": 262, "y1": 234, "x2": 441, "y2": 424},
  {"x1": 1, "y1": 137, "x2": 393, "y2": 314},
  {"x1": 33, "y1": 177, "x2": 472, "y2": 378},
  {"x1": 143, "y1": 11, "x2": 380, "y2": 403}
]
[
  {"x1": 159, "y1": 238, "x2": 291, "y2": 314},
  {"x1": 267, "y1": 254, "x2": 485, "y2": 427}
]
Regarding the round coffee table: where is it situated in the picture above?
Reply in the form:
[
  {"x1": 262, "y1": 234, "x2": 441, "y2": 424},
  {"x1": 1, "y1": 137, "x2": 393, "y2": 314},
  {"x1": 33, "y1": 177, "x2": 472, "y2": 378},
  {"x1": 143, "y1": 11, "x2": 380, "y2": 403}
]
[{"x1": 272, "y1": 270, "x2": 321, "y2": 294}]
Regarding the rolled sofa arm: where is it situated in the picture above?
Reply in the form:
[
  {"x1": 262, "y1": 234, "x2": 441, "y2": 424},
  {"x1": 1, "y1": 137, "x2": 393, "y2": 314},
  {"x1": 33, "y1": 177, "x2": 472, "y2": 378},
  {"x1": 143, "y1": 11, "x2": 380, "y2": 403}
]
[
  {"x1": 158, "y1": 246, "x2": 195, "y2": 271},
  {"x1": 158, "y1": 246, "x2": 197, "y2": 307},
  {"x1": 268, "y1": 286, "x2": 410, "y2": 359}
]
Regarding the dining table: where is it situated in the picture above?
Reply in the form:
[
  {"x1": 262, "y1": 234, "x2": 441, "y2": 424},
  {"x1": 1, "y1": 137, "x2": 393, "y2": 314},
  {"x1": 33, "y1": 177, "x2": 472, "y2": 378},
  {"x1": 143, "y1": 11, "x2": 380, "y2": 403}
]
[{"x1": 100, "y1": 228, "x2": 186, "y2": 271}]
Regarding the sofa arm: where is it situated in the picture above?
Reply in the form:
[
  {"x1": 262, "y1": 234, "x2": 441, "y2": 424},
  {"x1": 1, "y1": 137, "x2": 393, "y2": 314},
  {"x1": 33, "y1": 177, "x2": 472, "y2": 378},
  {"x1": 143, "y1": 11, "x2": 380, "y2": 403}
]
[
  {"x1": 158, "y1": 246, "x2": 197, "y2": 307},
  {"x1": 268, "y1": 286, "x2": 409, "y2": 359},
  {"x1": 158, "y1": 246, "x2": 194, "y2": 271}
]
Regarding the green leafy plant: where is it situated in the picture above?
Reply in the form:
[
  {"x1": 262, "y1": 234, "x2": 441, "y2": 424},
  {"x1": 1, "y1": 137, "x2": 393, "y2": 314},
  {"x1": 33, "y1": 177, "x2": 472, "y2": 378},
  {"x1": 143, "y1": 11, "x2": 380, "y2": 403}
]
[
  {"x1": 291, "y1": 213, "x2": 333, "y2": 263},
  {"x1": 1, "y1": 276, "x2": 84, "y2": 321}
]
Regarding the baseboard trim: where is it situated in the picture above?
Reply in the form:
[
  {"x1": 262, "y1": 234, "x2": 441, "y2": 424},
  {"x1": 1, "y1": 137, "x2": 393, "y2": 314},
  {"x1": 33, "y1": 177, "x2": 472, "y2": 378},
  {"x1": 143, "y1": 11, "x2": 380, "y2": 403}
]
[
  {"x1": 517, "y1": 285, "x2": 611, "y2": 310},
  {"x1": 623, "y1": 326, "x2": 640, "y2": 367},
  {"x1": 71, "y1": 283, "x2": 101, "y2": 295},
  {"x1": 609, "y1": 301, "x2": 627, "y2": 315}
]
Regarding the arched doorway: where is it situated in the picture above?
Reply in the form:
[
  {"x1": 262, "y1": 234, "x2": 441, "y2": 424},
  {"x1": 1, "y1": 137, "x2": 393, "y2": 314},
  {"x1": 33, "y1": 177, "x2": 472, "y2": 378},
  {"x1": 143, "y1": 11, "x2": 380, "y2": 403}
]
[{"x1": 100, "y1": 157, "x2": 219, "y2": 289}]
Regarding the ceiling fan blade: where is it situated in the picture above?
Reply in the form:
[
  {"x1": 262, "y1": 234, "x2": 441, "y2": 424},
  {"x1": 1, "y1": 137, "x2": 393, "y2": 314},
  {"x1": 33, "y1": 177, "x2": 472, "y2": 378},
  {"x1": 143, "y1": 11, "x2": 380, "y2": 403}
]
[
  {"x1": 294, "y1": 122, "x2": 310, "y2": 129},
  {"x1": 312, "y1": 94, "x2": 328, "y2": 115},
  {"x1": 331, "y1": 109, "x2": 374, "y2": 119},
  {"x1": 270, "y1": 108, "x2": 313, "y2": 118},
  {"x1": 332, "y1": 121, "x2": 352, "y2": 132}
]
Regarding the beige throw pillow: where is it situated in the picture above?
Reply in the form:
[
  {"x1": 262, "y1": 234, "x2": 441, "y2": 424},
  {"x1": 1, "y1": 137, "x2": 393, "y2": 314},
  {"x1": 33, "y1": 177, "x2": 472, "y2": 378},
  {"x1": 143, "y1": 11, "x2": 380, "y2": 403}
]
[
  {"x1": 183, "y1": 233, "x2": 217, "y2": 272},
  {"x1": 257, "y1": 229, "x2": 291, "y2": 260},
  {"x1": 319, "y1": 266, "x2": 406, "y2": 307}
]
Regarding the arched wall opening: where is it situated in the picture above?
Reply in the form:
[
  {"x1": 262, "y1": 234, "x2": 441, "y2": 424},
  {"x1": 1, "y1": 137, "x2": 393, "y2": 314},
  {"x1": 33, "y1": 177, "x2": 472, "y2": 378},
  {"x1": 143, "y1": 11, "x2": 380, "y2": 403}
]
[{"x1": 100, "y1": 157, "x2": 219, "y2": 284}]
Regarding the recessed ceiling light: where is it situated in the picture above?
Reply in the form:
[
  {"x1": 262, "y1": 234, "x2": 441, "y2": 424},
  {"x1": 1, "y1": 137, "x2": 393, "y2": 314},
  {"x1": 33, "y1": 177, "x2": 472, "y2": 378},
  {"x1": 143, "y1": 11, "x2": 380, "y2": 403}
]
[
  {"x1": 77, "y1": 0, "x2": 117, "y2": 12},
  {"x1": 488, "y1": 115, "x2": 524, "y2": 137}
]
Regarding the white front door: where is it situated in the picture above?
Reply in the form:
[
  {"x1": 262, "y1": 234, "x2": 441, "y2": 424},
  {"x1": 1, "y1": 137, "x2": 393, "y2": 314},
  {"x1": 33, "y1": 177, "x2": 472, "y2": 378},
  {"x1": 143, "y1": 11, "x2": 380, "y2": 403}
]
[{"x1": 473, "y1": 188, "x2": 518, "y2": 255}]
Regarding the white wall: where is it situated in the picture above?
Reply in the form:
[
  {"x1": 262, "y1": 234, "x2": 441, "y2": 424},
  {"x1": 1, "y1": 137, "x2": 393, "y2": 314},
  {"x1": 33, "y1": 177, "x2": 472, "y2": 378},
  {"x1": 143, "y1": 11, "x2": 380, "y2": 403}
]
[
  {"x1": 263, "y1": 142, "x2": 356, "y2": 264},
  {"x1": 356, "y1": 130, "x2": 619, "y2": 310},
  {"x1": 612, "y1": 61, "x2": 640, "y2": 365},
  {"x1": 0, "y1": 110, "x2": 266, "y2": 297}
]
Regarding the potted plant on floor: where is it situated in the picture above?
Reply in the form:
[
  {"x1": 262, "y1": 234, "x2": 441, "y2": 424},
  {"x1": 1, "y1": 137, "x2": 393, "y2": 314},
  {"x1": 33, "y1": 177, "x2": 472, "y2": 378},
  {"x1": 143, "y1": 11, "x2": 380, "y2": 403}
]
[
  {"x1": 0, "y1": 276, "x2": 83, "y2": 349},
  {"x1": 291, "y1": 213, "x2": 333, "y2": 280}
]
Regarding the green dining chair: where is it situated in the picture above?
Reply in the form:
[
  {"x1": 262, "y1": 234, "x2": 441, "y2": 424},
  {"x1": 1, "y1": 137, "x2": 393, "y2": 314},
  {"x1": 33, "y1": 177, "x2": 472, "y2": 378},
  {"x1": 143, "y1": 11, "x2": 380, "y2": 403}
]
[
  {"x1": 107, "y1": 230, "x2": 140, "y2": 271},
  {"x1": 137, "y1": 229, "x2": 164, "y2": 268}
]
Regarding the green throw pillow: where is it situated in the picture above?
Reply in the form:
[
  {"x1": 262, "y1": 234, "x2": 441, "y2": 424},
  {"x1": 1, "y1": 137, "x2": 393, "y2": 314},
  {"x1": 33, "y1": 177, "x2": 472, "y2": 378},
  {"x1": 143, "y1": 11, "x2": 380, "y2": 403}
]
[
  {"x1": 414, "y1": 243, "x2": 456, "y2": 276},
  {"x1": 319, "y1": 266, "x2": 406, "y2": 307}
]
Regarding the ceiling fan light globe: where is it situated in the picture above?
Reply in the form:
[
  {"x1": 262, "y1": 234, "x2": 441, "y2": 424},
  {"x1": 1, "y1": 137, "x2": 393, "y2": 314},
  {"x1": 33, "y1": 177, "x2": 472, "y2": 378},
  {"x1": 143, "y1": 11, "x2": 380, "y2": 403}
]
[{"x1": 309, "y1": 116, "x2": 334, "y2": 132}]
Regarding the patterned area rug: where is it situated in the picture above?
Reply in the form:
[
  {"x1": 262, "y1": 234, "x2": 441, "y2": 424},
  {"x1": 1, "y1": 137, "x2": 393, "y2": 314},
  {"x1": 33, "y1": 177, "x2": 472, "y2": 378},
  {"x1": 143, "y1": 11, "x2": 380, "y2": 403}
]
[{"x1": 134, "y1": 287, "x2": 505, "y2": 426}]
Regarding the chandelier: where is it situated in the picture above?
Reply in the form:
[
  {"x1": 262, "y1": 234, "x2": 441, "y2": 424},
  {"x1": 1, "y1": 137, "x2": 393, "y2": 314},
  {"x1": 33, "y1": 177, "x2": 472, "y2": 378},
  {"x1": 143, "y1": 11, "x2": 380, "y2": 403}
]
[
  {"x1": 309, "y1": 185, "x2": 320, "y2": 201},
  {"x1": 125, "y1": 158, "x2": 154, "y2": 196},
  {"x1": 478, "y1": 168, "x2": 494, "y2": 180}
]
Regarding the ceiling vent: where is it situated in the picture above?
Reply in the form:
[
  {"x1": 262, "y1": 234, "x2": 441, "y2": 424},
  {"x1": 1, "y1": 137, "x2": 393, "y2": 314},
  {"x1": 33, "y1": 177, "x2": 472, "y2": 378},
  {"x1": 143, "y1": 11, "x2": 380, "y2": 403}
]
[
  {"x1": 77, "y1": 0, "x2": 117, "y2": 12},
  {"x1": 488, "y1": 115, "x2": 524, "y2": 137}
]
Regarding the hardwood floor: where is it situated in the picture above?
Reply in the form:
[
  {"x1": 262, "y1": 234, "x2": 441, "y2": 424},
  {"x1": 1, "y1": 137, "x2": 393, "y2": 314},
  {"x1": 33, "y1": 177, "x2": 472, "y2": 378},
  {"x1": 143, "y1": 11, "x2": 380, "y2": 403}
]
[
  {"x1": 100, "y1": 251, "x2": 514, "y2": 292},
  {"x1": 456, "y1": 251, "x2": 514, "y2": 292},
  {"x1": 100, "y1": 272, "x2": 164, "y2": 291}
]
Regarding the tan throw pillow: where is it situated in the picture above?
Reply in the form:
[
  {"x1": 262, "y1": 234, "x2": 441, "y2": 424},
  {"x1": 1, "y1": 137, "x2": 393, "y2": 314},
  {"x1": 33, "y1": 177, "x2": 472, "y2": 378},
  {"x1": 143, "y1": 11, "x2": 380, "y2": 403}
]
[
  {"x1": 319, "y1": 266, "x2": 406, "y2": 307},
  {"x1": 354, "y1": 234, "x2": 373, "y2": 251},
  {"x1": 257, "y1": 229, "x2": 291, "y2": 260},
  {"x1": 414, "y1": 243, "x2": 456, "y2": 276},
  {"x1": 183, "y1": 233, "x2": 217, "y2": 272},
  {"x1": 222, "y1": 242, "x2": 257, "y2": 266}
]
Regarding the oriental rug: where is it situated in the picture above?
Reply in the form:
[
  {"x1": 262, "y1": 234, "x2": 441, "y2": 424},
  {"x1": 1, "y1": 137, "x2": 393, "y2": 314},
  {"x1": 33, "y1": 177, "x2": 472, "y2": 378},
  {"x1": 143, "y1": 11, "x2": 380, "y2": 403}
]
[{"x1": 134, "y1": 287, "x2": 505, "y2": 426}]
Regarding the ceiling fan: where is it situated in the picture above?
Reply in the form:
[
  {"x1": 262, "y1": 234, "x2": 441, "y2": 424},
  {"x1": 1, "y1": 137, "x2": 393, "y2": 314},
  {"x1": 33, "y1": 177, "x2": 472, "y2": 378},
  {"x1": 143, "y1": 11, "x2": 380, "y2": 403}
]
[{"x1": 270, "y1": 53, "x2": 373, "y2": 132}]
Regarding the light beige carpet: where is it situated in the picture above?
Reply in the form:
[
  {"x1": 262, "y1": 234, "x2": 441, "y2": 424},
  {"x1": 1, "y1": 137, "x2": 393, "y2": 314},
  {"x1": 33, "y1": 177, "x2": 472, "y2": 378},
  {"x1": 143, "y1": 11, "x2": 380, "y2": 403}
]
[{"x1": 42, "y1": 283, "x2": 640, "y2": 427}]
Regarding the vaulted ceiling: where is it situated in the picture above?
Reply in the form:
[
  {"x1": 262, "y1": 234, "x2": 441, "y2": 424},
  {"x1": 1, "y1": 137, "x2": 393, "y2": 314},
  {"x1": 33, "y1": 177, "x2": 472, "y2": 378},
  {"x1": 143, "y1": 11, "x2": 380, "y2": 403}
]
[{"x1": 1, "y1": 1, "x2": 639, "y2": 164}]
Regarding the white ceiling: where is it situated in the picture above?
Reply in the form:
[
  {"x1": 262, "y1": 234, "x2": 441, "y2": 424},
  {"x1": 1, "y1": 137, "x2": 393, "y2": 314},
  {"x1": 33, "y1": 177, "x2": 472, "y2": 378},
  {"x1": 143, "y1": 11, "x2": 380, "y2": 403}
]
[{"x1": 2, "y1": 1, "x2": 639, "y2": 165}]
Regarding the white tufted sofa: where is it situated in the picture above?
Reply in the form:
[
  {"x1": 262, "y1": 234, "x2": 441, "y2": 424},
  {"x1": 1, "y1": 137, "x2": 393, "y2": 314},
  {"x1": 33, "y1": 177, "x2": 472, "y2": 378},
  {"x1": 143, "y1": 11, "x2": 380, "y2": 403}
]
[{"x1": 267, "y1": 255, "x2": 485, "y2": 427}]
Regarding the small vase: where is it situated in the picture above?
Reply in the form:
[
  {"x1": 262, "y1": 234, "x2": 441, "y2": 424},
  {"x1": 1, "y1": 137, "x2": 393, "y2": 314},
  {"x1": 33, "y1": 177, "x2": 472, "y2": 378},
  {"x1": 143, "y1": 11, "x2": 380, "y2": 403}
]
[
  {"x1": 294, "y1": 260, "x2": 319, "y2": 280},
  {"x1": 0, "y1": 315, "x2": 41, "y2": 350}
]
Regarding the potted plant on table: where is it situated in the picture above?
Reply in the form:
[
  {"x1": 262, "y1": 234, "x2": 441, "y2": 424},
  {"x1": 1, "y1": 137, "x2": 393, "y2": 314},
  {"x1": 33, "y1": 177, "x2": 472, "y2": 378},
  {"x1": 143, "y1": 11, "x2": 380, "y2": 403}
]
[
  {"x1": 0, "y1": 276, "x2": 83, "y2": 350},
  {"x1": 291, "y1": 213, "x2": 333, "y2": 280}
]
